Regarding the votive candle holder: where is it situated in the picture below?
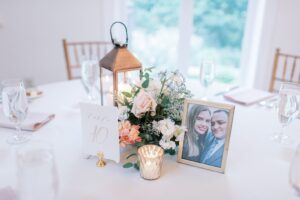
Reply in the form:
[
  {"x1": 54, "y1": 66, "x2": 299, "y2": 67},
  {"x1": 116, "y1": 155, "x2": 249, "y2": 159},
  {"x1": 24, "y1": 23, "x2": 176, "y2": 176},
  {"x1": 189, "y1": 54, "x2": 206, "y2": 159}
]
[{"x1": 138, "y1": 145, "x2": 164, "y2": 180}]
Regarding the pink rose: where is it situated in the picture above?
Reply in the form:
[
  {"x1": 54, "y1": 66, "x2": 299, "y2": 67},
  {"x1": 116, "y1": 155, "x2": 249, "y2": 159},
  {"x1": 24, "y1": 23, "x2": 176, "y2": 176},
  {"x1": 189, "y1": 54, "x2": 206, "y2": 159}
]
[{"x1": 131, "y1": 90, "x2": 157, "y2": 118}]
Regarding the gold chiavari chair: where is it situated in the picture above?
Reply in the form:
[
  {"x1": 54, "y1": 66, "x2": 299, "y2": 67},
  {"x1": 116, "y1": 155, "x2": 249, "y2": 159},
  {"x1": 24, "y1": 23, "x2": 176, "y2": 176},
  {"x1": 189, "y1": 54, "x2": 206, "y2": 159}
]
[
  {"x1": 62, "y1": 39, "x2": 112, "y2": 80},
  {"x1": 269, "y1": 48, "x2": 300, "y2": 93}
]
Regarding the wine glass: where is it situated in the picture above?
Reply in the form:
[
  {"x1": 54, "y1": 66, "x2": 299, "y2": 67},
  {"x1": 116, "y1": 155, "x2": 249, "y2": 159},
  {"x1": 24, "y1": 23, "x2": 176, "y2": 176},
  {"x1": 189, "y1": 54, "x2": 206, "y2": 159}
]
[
  {"x1": 289, "y1": 144, "x2": 300, "y2": 196},
  {"x1": 1, "y1": 79, "x2": 29, "y2": 144},
  {"x1": 272, "y1": 82, "x2": 300, "y2": 143},
  {"x1": 16, "y1": 141, "x2": 59, "y2": 200},
  {"x1": 200, "y1": 59, "x2": 215, "y2": 99},
  {"x1": 81, "y1": 59, "x2": 99, "y2": 101}
]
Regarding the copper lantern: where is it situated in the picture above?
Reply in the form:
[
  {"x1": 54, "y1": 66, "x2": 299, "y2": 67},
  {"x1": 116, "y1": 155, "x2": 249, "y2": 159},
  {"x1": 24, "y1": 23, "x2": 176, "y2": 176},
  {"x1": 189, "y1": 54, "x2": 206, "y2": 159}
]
[{"x1": 99, "y1": 21, "x2": 142, "y2": 106}]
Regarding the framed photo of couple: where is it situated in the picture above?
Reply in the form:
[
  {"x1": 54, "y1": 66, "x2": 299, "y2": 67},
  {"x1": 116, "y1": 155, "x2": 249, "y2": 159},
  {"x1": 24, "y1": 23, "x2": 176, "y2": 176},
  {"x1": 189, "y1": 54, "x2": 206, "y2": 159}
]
[{"x1": 177, "y1": 99, "x2": 235, "y2": 173}]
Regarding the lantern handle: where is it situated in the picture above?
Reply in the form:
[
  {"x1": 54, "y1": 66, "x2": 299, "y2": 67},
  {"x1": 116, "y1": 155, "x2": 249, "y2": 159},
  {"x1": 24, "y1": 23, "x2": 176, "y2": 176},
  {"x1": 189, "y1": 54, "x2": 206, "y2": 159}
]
[{"x1": 110, "y1": 21, "x2": 128, "y2": 47}]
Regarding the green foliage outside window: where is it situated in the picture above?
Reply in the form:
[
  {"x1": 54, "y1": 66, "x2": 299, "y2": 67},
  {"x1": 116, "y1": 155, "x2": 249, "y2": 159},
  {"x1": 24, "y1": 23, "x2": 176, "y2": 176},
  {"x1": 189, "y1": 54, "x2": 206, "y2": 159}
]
[{"x1": 128, "y1": 0, "x2": 248, "y2": 84}]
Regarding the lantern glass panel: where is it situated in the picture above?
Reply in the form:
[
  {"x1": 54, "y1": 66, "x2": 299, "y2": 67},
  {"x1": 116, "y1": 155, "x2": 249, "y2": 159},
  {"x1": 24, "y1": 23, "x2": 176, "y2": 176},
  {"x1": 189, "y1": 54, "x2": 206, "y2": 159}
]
[
  {"x1": 100, "y1": 68, "x2": 114, "y2": 106},
  {"x1": 117, "y1": 70, "x2": 140, "y2": 96}
]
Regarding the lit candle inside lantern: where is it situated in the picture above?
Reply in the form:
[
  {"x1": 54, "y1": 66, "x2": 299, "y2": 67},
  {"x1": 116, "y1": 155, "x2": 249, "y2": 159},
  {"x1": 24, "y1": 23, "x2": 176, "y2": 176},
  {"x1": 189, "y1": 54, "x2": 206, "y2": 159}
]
[
  {"x1": 118, "y1": 82, "x2": 131, "y2": 93},
  {"x1": 138, "y1": 145, "x2": 164, "y2": 180}
]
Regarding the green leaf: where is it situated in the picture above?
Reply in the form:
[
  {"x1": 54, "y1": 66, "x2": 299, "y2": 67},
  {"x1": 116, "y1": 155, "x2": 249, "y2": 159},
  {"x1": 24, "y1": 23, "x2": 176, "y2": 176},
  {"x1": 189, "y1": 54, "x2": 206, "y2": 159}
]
[
  {"x1": 144, "y1": 73, "x2": 150, "y2": 79},
  {"x1": 122, "y1": 92, "x2": 132, "y2": 98},
  {"x1": 134, "y1": 161, "x2": 140, "y2": 170},
  {"x1": 134, "y1": 87, "x2": 141, "y2": 96},
  {"x1": 142, "y1": 79, "x2": 149, "y2": 88},
  {"x1": 123, "y1": 162, "x2": 133, "y2": 168},
  {"x1": 165, "y1": 149, "x2": 176, "y2": 155},
  {"x1": 124, "y1": 97, "x2": 130, "y2": 107},
  {"x1": 139, "y1": 70, "x2": 143, "y2": 80},
  {"x1": 126, "y1": 153, "x2": 137, "y2": 159},
  {"x1": 144, "y1": 134, "x2": 152, "y2": 141},
  {"x1": 161, "y1": 96, "x2": 169, "y2": 105}
]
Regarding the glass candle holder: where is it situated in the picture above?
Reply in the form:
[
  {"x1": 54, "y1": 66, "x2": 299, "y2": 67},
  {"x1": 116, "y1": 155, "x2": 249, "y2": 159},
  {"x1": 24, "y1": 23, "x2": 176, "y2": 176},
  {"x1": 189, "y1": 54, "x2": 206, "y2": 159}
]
[{"x1": 138, "y1": 145, "x2": 164, "y2": 180}]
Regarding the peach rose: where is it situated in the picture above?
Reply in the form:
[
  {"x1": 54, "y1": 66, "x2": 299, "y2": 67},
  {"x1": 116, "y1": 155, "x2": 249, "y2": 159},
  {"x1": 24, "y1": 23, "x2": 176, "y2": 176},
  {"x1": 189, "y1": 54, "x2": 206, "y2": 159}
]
[{"x1": 131, "y1": 90, "x2": 157, "y2": 118}]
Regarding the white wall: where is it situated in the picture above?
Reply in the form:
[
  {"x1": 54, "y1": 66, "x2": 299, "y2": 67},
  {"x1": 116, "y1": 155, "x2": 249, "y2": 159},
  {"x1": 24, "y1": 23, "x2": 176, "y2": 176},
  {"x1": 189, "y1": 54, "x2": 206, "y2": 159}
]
[
  {"x1": 253, "y1": 0, "x2": 300, "y2": 90},
  {"x1": 0, "y1": 0, "x2": 105, "y2": 85}
]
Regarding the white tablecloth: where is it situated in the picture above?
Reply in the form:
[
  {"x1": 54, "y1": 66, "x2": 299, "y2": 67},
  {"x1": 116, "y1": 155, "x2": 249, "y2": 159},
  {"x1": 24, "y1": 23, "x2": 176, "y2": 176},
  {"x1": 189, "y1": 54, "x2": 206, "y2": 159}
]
[{"x1": 0, "y1": 80, "x2": 300, "y2": 200}]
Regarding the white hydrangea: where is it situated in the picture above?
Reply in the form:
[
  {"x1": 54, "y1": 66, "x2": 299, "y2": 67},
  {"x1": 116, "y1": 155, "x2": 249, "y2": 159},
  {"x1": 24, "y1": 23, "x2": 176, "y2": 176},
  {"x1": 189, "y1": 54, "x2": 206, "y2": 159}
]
[
  {"x1": 159, "y1": 139, "x2": 176, "y2": 150},
  {"x1": 154, "y1": 118, "x2": 176, "y2": 139}
]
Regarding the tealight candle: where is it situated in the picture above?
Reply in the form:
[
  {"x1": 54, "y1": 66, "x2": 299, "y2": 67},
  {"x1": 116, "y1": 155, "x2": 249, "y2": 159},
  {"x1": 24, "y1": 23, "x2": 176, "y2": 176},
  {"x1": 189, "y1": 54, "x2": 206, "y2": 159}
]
[{"x1": 138, "y1": 145, "x2": 164, "y2": 180}]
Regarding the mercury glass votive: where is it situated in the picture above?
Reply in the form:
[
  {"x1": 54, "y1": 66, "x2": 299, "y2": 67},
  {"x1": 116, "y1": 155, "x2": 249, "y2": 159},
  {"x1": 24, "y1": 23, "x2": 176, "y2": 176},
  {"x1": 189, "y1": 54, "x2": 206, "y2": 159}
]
[{"x1": 138, "y1": 145, "x2": 164, "y2": 180}]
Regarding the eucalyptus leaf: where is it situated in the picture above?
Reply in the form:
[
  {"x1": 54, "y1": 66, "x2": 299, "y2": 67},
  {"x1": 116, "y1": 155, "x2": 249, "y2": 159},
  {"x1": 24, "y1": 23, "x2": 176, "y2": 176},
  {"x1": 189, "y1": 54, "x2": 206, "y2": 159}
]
[
  {"x1": 123, "y1": 162, "x2": 133, "y2": 168},
  {"x1": 142, "y1": 79, "x2": 149, "y2": 88}
]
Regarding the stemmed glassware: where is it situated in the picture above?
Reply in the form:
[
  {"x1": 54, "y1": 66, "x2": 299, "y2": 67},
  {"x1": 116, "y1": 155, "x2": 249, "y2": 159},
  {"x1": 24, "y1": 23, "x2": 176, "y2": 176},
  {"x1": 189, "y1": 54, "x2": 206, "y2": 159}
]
[
  {"x1": 272, "y1": 82, "x2": 300, "y2": 143},
  {"x1": 16, "y1": 141, "x2": 59, "y2": 200},
  {"x1": 81, "y1": 59, "x2": 99, "y2": 101},
  {"x1": 1, "y1": 79, "x2": 29, "y2": 144},
  {"x1": 199, "y1": 59, "x2": 215, "y2": 99}
]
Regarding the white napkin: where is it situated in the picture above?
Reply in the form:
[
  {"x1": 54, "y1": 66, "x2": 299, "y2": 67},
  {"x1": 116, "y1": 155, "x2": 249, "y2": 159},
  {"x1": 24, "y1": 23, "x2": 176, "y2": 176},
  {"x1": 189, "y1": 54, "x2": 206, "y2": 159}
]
[
  {"x1": 224, "y1": 88, "x2": 275, "y2": 106},
  {"x1": 0, "y1": 111, "x2": 55, "y2": 131}
]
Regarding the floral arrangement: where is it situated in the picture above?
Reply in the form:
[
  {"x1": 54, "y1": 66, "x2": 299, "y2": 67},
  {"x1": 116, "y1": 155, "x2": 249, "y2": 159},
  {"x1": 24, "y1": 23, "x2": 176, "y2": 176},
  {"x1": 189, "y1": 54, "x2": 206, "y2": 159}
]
[{"x1": 118, "y1": 68, "x2": 192, "y2": 169}]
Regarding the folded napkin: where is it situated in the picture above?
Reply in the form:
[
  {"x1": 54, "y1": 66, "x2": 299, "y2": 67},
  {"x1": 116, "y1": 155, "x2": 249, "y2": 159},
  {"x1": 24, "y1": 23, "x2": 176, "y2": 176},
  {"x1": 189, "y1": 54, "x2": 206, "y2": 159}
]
[
  {"x1": 0, "y1": 111, "x2": 55, "y2": 131},
  {"x1": 224, "y1": 88, "x2": 275, "y2": 106}
]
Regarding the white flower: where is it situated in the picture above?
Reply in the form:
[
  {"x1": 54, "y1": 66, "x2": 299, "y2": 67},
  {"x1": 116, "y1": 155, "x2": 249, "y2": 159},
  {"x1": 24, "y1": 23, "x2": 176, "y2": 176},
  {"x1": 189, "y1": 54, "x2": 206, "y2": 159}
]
[
  {"x1": 131, "y1": 90, "x2": 157, "y2": 118},
  {"x1": 118, "y1": 106, "x2": 129, "y2": 120},
  {"x1": 171, "y1": 73, "x2": 184, "y2": 86},
  {"x1": 154, "y1": 118, "x2": 176, "y2": 139},
  {"x1": 174, "y1": 125, "x2": 186, "y2": 142},
  {"x1": 135, "y1": 78, "x2": 162, "y2": 98},
  {"x1": 159, "y1": 139, "x2": 176, "y2": 150},
  {"x1": 145, "y1": 79, "x2": 162, "y2": 98}
]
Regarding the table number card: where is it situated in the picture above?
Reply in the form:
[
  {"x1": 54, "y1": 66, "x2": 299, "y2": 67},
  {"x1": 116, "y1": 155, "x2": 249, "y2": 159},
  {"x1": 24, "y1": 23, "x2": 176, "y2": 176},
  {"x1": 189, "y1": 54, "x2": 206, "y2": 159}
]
[{"x1": 80, "y1": 102, "x2": 120, "y2": 163}]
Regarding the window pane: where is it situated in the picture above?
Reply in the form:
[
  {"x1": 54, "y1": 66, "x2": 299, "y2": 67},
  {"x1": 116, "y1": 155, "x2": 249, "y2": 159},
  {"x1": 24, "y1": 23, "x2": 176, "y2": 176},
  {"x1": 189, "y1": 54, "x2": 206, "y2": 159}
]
[
  {"x1": 127, "y1": 0, "x2": 180, "y2": 70},
  {"x1": 190, "y1": 0, "x2": 248, "y2": 86}
]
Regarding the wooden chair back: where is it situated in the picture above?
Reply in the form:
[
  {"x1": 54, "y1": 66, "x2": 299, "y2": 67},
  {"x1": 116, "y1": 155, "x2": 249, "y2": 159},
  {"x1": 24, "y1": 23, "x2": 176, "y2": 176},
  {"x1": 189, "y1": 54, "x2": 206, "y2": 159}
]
[
  {"x1": 62, "y1": 39, "x2": 112, "y2": 80},
  {"x1": 269, "y1": 48, "x2": 300, "y2": 92}
]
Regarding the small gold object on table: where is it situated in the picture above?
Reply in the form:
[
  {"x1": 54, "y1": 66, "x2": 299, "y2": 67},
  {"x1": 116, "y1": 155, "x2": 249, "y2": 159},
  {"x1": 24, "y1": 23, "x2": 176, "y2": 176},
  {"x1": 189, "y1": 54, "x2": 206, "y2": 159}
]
[
  {"x1": 138, "y1": 145, "x2": 164, "y2": 180},
  {"x1": 96, "y1": 152, "x2": 106, "y2": 168}
]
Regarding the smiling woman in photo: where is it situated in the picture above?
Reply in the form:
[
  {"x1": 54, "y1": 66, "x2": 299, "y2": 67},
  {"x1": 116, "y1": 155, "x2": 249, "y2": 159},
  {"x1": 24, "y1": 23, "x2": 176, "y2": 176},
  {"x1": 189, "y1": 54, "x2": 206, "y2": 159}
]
[{"x1": 182, "y1": 105, "x2": 211, "y2": 162}]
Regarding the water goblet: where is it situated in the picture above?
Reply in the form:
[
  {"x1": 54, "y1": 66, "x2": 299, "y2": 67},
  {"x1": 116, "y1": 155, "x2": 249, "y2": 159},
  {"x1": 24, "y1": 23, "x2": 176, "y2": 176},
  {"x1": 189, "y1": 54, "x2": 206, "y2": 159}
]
[
  {"x1": 81, "y1": 59, "x2": 99, "y2": 101},
  {"x1": 272, "y1": 82, "x2": 300, "y2": 143},
  {"x1": 16, "y1": 141, "x2": 59, "y2": 200},
  {"x1": 200, "y1": 59, "x2": 215, "y2": 99},
  {"x1": 1, "y1": 79, "x2": 29, "y2": 144}
]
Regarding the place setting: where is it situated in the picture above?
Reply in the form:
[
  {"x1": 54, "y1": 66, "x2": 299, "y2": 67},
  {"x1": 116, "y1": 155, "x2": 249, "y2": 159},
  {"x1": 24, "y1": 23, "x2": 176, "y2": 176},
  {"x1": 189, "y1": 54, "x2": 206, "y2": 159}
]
[{"x1": 0, "y1": 79, "x2": 55, "y2": 144}]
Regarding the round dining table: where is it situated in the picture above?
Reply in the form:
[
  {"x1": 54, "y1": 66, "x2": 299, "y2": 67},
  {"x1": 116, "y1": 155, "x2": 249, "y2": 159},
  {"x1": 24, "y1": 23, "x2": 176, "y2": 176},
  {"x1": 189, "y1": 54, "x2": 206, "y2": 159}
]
[{"x1": 0, "y1": 80, "x2": 300, "y2": 200}]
